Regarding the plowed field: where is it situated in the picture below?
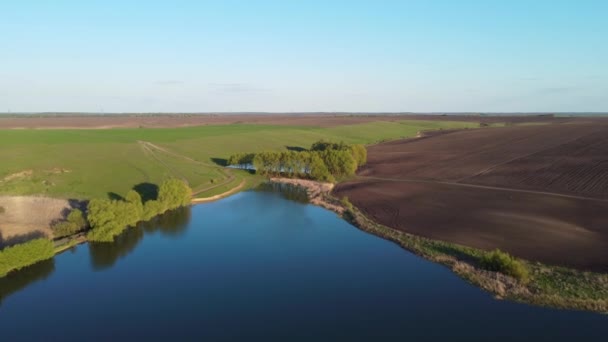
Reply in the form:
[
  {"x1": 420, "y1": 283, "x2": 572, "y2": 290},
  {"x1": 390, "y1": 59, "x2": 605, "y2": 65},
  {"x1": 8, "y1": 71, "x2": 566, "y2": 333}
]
[{"x1": 334, "y1": 121, "x2": 608, "y2": 271}]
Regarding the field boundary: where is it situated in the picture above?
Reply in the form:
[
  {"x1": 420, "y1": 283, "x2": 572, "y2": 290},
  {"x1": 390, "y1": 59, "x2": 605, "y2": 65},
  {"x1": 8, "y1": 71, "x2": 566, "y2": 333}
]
[{"x1": 357, "y1": 176, "x2": 608, "y2": 203}]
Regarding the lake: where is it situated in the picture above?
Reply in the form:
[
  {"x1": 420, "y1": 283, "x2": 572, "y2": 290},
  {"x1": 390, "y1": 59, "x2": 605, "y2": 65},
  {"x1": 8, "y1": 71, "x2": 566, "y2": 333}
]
[{"x1": 0, "y1": 186, "x2": 606, "y2": 341}]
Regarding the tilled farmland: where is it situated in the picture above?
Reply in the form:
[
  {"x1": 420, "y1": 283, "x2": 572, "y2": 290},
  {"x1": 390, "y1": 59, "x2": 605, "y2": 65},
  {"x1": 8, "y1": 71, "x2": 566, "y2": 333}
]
[{"x1": 334, "y1": 121, "x2": 608, "y2": 271}]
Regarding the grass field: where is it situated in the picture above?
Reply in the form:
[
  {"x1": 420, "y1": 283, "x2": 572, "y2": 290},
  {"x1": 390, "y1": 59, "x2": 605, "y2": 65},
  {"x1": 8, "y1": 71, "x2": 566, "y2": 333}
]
[{"x1": 0, "y1": 120, "x2": 476, "y2": 199}]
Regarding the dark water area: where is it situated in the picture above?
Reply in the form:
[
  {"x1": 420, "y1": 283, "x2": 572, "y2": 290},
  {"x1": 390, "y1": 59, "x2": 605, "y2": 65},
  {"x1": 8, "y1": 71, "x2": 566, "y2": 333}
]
[{"x1": 0, "y1": 187, "x2": 607, "y2": 341}]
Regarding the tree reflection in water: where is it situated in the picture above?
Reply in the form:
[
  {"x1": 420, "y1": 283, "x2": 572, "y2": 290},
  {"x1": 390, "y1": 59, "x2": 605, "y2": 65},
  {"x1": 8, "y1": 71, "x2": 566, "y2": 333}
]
[
  {"x1": 89, "y1": 206, "x2": 192, "y2": 270},
  {"x1": 0, "y1": 258, "x2": 55, "y2": 306},
  {"x1": 255, "y1": 182, "x2": 309, "y2": 204}
]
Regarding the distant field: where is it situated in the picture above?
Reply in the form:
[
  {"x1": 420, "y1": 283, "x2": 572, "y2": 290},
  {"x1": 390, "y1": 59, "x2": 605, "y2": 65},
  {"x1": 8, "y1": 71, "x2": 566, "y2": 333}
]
[
  {"x1": 0, "y1": 113, "x2": 577, "y2": 129},
  {"x1": 0, "y1": 120, "x2": 476, "y2": 199},
  {"x1": 334, "y1": 121, "x2": 608, "y2": 271}
]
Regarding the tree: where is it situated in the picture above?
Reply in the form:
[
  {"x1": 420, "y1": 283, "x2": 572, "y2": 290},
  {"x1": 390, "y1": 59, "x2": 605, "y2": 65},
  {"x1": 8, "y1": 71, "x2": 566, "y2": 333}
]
[
  {"x1": 125, "y1": 190, "x2": 144, "y2": 220},
  {"x1": 350, "y1": 144, "x2": 367, "y2": 166},
  {"x1": 158, "y1": 178, "x2": 192, "y2": 210},
  {"x1": 143, "y1": 200, "x2": 163, "y2": 221},
  {"x1": 309, "y1": 153, "x2": 334, "y2": 182},
  {"x1": 321, "y1": 149, "x2": 357, "y2": 178},
  {"x1": 52, "y1": 208, "x2": 87, "y2": 238},
  {"x1": 87, "y1": 199, "x2": 116, "y2": 233}
]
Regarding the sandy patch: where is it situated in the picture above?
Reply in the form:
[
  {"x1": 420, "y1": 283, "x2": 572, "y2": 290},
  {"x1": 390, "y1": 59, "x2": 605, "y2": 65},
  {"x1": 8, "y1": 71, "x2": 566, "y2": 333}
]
[
  {"x1": 0, "y1": 196, "x2": 71, "y2": 247},
  {"x1": 1, "y1": 170, "x2": 33, "y2": 182}
]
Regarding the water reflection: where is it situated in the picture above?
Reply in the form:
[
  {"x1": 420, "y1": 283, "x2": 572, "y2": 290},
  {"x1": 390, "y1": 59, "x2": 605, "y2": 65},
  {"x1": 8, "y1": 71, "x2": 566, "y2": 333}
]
[
  {"x1": 89, "y1": 227, "x2": 145, "y2": 270},
  {"x1": 256, "y1": 182, "x2": 309, "y2": 204},
  {"x1": 89, "y1": 206, "x2": 192, "y2": 270},
  {"x1": 0, "y1": 258, "x2": 55, "y2": 306},
  {"x1": 146, "y1": 206, "x2": 191, "y2": 237}
]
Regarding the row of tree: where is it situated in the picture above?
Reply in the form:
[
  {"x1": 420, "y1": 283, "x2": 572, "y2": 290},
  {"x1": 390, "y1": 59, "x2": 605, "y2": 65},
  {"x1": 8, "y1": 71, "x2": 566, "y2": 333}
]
[
  {"x1": 52, "y1": 209, "x2": 87, "y2": 238},
  {"x1": 87, "y1": 179, "x2": 192, "y2": 242},
  {"x1": 0, "y1": 238, "x2": 55, "y2": 277},
  {"x1": 227, "y1": 140, "x2": 367, "y2": 182}
]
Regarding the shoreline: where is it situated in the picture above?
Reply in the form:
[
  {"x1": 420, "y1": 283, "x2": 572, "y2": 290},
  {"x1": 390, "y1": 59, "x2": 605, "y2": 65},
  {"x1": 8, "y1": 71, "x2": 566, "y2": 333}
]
[
  {"x1": 191, "y1": 179, "x2": 246, "y2": 203},
  {"x1": 3, "y1": 177, "x2": 608, "y2": 313},
  {"x1": 268, "y1": 177, "x2": 608, "y2": 314}
]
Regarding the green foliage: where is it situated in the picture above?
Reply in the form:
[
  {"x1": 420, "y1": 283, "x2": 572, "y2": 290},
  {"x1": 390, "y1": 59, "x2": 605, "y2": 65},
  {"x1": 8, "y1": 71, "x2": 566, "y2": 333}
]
[
  {"x1": 311, "y1": 140, "x2": 366, "y2": 167},
  {"x1": 480, "y1": 249, "x2": 530, "y2": 283},
  {"x1": 125, "y1": 190, "x2": 144, "y2": 220},
  {"x1": 250, "y1": 140, "x2": 364, "y2": 182},
  {"x1": 86, "y1": 199, "x2": 127, "y2": 242},
  {"x1": 350, "y1": 144, "x2": 367, "y2": 166},
  {"x1": 320, "y1": 149, "x2": 357, "y2": 178},
  {"x1": 340, "y1": 196, "x2": 353, "y2": 210},
  {"x1": 52, "y1": 208, "x2": 86, "y2": 238},
  {"x1": 227, "y1": 153, "x2": 255, "y2": 168},
  {"x1": 0, "y1": 239, "x2": 55, "y2": 277},
  {"x1": 87, "y1": 179, "x2": 192, "y2": 242},
  {"x1": 309, "y1": 153, "x2": 334, "y2": 182},
  {"x1": 142, "y1": 200, "x2": 163, "y2": 221},
  {"x1": 158, "y1": 179, "x2": 192, "y2": 210},
  {"x1": 310, "y1": 140, "x2": 349, "y2": 152}
]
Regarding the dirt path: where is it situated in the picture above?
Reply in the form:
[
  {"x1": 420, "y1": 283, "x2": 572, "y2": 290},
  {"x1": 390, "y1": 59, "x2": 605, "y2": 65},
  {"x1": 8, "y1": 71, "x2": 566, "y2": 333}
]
[
  {"x1": 138, "y1": 141, "x2": 188, "y2": 180},
  {"x1": 136, "y1": 140, "x2": 236, "y2": 194},
  {"x1": 357, "y1": 176, "x2": 608, "y2": 203},
  {"x1": 138, "y1": 141, "x2": 216, "y2": 167},
  {"x1": 191, "y1": 180, "x2": 246, "y2": 203}
]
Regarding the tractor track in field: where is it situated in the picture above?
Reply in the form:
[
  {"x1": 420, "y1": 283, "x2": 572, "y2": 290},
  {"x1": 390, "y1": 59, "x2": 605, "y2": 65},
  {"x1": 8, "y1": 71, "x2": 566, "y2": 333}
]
[{"x1": 136, "y1": 140, "x2": 239, "y2": 196}]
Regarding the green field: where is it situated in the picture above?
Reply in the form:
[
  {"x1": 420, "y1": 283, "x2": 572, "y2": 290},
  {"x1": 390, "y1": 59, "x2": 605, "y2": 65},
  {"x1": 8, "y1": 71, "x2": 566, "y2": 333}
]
[{"x1": 0, "y1": 120, "x2": 476, "y2": 199}]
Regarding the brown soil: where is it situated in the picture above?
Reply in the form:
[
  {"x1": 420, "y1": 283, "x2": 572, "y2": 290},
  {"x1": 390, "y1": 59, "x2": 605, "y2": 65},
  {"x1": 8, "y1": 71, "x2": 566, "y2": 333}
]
[
  {"x1": 334, "y1": 122, "x2": 608, "y2": 271},
  {"x1": 0, "y1": 113, "x2": 582, "y2": 129}
]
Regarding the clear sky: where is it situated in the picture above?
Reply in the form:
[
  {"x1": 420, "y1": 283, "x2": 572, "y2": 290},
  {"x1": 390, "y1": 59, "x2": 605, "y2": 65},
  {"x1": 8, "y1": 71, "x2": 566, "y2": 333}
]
[{"x1": 1, "y1": 0, "x2": 606, "y2": 112}]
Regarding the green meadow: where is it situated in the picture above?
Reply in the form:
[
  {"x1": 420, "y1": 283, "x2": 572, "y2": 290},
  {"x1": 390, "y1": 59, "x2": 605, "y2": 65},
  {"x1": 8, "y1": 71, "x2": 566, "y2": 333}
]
[{"x1": 0, "y1": 120, "x2": 476, "y2": 199}]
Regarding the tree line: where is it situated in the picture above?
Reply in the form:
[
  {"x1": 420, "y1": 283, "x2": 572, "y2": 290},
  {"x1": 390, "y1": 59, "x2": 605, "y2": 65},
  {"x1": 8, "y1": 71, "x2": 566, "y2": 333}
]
[
  {"x1": 86, "y1": 178, "x2": 192, "y2": 242},
  {"x1": 0, "y1": 238, "x2": 55, "y2": 277},
  {"x1": 228, "y1": 140, "x2": 367, "y2": 182}
]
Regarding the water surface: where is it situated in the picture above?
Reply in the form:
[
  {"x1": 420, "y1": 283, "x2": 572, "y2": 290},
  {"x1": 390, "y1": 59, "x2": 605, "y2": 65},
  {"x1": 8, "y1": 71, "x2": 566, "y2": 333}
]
[{"x1": 0, "y1": 188, "x2": 606, "y2": 341}]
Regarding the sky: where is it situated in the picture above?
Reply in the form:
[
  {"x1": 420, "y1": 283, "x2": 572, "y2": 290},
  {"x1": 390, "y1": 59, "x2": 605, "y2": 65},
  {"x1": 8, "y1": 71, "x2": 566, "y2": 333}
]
[{"x1": 1, "y1": 0, "x2": 607, "y2": 113}]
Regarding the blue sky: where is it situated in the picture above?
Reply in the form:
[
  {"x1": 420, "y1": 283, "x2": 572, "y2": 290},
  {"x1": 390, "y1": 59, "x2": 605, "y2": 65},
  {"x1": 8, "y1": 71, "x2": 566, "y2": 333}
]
[{"x1": 1, "y1": 0, "x2": 606, "y2": 112}]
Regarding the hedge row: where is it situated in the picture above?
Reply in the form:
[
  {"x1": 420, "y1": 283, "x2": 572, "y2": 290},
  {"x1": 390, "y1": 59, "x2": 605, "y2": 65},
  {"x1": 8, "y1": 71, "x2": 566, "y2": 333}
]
[
  {"x1": 0, "y1": 239, "x2": 55, "y2": 277},
  {"x1": 87, "y1": 179, "x2": 192, "y2": 242}
]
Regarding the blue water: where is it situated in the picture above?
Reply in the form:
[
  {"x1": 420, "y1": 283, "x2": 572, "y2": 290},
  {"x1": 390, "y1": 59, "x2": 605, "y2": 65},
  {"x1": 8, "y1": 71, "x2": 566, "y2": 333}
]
[{"x1": 0, "y1": 189, "x2": 606, "y2": 341}]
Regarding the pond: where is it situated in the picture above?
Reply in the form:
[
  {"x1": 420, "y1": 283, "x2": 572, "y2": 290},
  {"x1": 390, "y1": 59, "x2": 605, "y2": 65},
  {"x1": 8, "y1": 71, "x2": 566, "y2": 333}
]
[{"x1": 0, "y1": 186, "x2": 606, "y2": 340}]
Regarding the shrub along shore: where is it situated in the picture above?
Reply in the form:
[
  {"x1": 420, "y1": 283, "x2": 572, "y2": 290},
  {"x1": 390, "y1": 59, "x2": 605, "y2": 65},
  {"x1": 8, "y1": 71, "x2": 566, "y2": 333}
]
[{"x1": 86, "y1": 179, "x2": 191, "y2": 242}]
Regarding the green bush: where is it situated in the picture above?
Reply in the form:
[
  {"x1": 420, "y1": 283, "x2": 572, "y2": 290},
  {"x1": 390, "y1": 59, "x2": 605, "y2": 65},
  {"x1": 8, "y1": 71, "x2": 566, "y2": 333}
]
[
  {"x1": 52, "y1": 208, "x2": 87, "y2": 238},
  {"x1": 249, "y1": 141, "x2": 365, "y2": 182},
  {"x1": 340, "y1": 196, "x2": 353, "y2": 210},
  {"x1": 158, "y1": 179, "x2": 192, "y2": 210},
  {"x1": 87, "y1": 179, "x2": 192, "y2": 242},
  {"x1": 480, "y1": 249, "x2": 530, "y2": 283},
  {"x1": 350, "y1": 144, "x2": 367, "y2": 166},
  {"x1": 0, "y1": 239, "x2": 55, "y2": 277},
  {"x1": 142, "y1": 200, "x2": 162, "y2": 221}
]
